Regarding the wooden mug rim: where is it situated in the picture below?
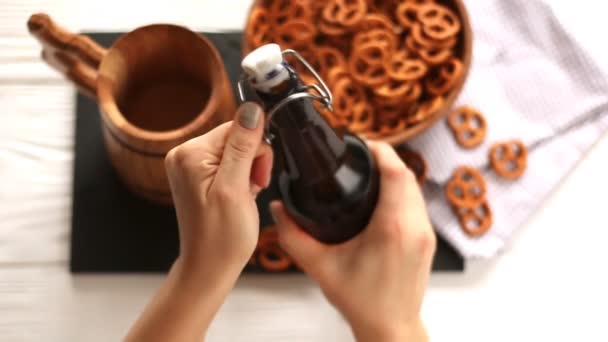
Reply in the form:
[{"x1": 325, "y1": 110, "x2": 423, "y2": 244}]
[{"x1": 97, "y1": 24, "x2": 226, "y2": 152}]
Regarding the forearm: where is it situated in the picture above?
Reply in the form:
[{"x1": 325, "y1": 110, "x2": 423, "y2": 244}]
[{"x1": 125, "y1": 258, "x2": 239, "y2": 342}]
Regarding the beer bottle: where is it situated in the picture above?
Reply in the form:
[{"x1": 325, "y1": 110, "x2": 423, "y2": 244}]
[{"x1": 240, "y1": 44, "x2": 379, "y2": 244}]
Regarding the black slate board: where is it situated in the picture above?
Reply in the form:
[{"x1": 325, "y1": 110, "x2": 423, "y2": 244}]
[{"x1": 70, "y1": 32, "x2": 464, "y2": 273}]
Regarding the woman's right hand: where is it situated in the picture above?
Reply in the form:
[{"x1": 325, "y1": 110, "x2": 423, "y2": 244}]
[{"x1": 270, "y1": 141, "x2": 436, "y2": 342}]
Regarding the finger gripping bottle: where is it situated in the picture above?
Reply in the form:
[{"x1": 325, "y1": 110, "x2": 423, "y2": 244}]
[{"x1": 240, "y1": 44, "x2": 379, "y2": 244}]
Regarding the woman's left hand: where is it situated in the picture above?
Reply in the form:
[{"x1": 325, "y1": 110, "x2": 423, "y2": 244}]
[
  {"x1": 126, "y1": 102, "x2": 272, "y2": 342},
  {"x1": 165, "y1": 101, "x2": 273, "y2": 278}
]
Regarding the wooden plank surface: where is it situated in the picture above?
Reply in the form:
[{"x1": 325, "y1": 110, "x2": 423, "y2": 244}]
[{"x1": 0, "y1": 84, "x2": 73, "y2": 264}]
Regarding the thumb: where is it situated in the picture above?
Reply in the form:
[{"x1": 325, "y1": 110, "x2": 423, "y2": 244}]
[
  {"x1": 270, "y1": 201, "x2": 328, "y2": 278},
  {"x1": 216, "y1": 102, "x2": 265, "y2": 190}
]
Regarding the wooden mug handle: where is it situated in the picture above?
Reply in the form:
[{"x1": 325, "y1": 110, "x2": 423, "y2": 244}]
[{"x1": 27, "y1": 13, "x2": 106, "y2": 99}]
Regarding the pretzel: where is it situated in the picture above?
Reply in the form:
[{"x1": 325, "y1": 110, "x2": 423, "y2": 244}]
[
  {"x1": 416, "y1": 47, "x2": 452, "y2": 66},
  {"x1": 298, "y1": 70, "x2": 317, "y2": 85},
  {"x1": 403, "y1": 81, "x2": 423, "y2": 103},
  {"x1": 454, "y1": 200, "x2": 493, "y2": 237},
  {"x1": 404, "y1": 34, "x2": 452, "y2": 65},
  {"x1": 423, "y1": 21, "x2": 460, "y2": 42},
  {"x1": 310, "y1": 0, "x2": 328, "y2": 16},
  {"x1": 417, "y1": 3, "x2": 456, "y2": 25},
  {"x1": 395, "y1": 2, "x2": 419, "y2": 30},
  {"x1": 256, "y1": 225, "x2": 293, "y2": 272},
  {"x1": 349, "y1": 42, "x2": 390, "y2": 87},
  {"x1": 258, "y1": 244, "x2": 293, "y2": 272},
  {"x1": 375, "y1": 80, "x2": 421, "y2": 107},
  {"x1": 301, "y1": 46, "x2": 346, "y2": 83},
  {"x1": 411, "y1": 23, "x2": 456, "y2": 49},
  {"x1": 401, "y1": 0, "x2": 437, "y2": 4},
  {"x1": 374, "y1": 80, "x2": 415, "y2": 102},
  {"x1": 406, "y1": 96, "x2": 443, "y2": 125},
  {"x1": 374, "y1": 116, "x2": 407, "y2": 136},
  {"x1": 333, "y1": 76, "x2": 367, "y2": 117},
  {"x1": 404, "y1": 32, "x2": 423, "y2": 51},
  {"x1": 315, "y1": 46, "x2": 347, "y2": 76},
  {"x1": 366, "y1": 0, "x2": 393, "y2": 14},
  {"x1": 289, "y1": 55, "x2": 317, "y2": 85},
  {"x1": 359, "y1": 13, "x2": 398, "y2": 33},
  {"x1": 445, "y1": 166, "x2": 487, "y2": 209},
  {"x1": 447, "y1": 106, "x2": 487, "y2": 149},
  {"x1": 246, "y1": 7, "x2": 272, "y2": 50},
  {"x1": 489, "y1": 140, "x2": 528, "y2": 180},
  {"x1": 322, "y1": 0, "x2": 368, "y2": 29},
  {"x1": 326, "y1": 65, "x2": 350, "y2": 87},
  {"x1": 286, "y1": 51, "x2": 316, "y2": 83},
  {"x1": 425, "y1": 57, "x2": 463, "y2": 95},
  {"x1": 318, "y1": 15, "x2": 349, "y2": 36},
  {"x1": 402, "y1": 102, "x2": 421, "y2": 124},
  {"x1": 387, "y1": 50, "x2": 427, "y2": 81},
  {"x1": 397, "y1": 147, "x2": 427, "y2": 184},
  {"x1": 322, "y1": 35, "x2": 353, "y2": 54},
  {"x1": 353, "y1": 29, "x2": 398, "y2": 53},
  {"x1": 274, "y1": 20, "x2": 316, "y2": 50},
  {"x1": 348, "y1": 102, "x2": 375, "y2": 133},
  {"x1": 425, "y1": 95, "x2": 445, "y2": 112},
  {"x1": 375, "y1": 100, "x2": 404, "y2": 122},
  {"x1": 270, "y1": 0, "x2": 313, "y2": 25},
  {"x1": 298, "y1": 72, "x2": 317, "y2": 87},
  {"x1": 417, "y1": 3, "x2": 461, "y2": 40},
  {"x1": 439, "y1": 57, "x2": 464, "y2": 80}
]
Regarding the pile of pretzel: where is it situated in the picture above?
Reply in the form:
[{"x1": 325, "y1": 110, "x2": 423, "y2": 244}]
[{"x1": 244, "y1": 0, "x2": 465, "y2": 138}]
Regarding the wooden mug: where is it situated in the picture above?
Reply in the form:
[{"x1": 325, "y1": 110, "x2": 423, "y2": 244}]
[{"x1": 27, "y1": 13, "x2": 236, "y2": 204}]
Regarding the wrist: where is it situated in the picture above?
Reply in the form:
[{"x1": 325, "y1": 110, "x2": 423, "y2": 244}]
[
  {"x1": 172, "y1": 257, "x2": 241, "y2": 295},
  {"x1": 351, "y1": 318, "x2": 428, "y2": 342},
  {"x1": 178, "y1": 249, "x2": 247, "y2": 279}
]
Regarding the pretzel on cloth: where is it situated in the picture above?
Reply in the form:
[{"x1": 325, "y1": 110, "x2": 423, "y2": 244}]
[
  {"x1": 445, "y1": 166, "x2": 487, "y2": 209},
  {"x1": 489, "y1": 140, "x2": 528, "y2": 180},
  {"x1": 447, "y1": 105, "x2": 487, "y2": 149}
]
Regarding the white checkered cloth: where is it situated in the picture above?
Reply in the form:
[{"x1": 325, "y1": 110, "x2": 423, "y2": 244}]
[{"x1": 408, "y1": 0, "x2": 608, "y2": 258}]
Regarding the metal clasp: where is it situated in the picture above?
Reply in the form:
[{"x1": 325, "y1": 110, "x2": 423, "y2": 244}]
[{"x1": 237, "y1": 49, "x2": 334, "y2": 144}]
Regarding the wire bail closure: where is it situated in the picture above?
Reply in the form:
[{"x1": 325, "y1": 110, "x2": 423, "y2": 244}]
[{"x1": 237, "y1": 49, "x2": 334, "y2": 144}]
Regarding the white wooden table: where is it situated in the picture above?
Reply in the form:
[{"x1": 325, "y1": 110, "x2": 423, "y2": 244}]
[{"x1": 2, "y1": 1, "x2": 608, "y2": 341}]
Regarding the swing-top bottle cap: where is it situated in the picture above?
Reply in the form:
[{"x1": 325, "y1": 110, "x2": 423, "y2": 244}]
[
  {"x1": 242, "y1": 44, "x2": 282, "y2": 77},
  {"x1": 241, "y1": 44, "x2": 289, "y2": 92}
]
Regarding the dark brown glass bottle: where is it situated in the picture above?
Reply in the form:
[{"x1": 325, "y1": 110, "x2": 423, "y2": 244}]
[{"x1": 242, "y1": 47, "x2": 379, "y2": 244}]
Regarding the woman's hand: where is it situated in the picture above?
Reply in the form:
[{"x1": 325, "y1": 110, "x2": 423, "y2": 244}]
[
  {"x1": 165, "y1": 101, "x2": 273, "y2": 277},
  {"x1": 126, "y1": 102, "x2": 273, "y2": 342},
  {"x1": 271, "y1": 141, "x2": 436, "y2": 342}
]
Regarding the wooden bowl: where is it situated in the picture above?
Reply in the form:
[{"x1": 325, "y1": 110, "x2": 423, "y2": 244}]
[
  {"x1": 381, "y1": 0, "x2": 472, "y2": 146},
  {"x1": 243, "y1": 0, "x2": 473, "y2": 147}
]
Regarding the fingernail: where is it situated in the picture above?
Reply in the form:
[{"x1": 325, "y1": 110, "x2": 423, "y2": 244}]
[{"x1": 237, "y1": 102, "x2": 261, "y2": 130}]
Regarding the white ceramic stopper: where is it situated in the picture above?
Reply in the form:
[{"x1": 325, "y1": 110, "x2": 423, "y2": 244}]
[{"x1": 241, "y1": 44, "x2": 289, "y2": 93}]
